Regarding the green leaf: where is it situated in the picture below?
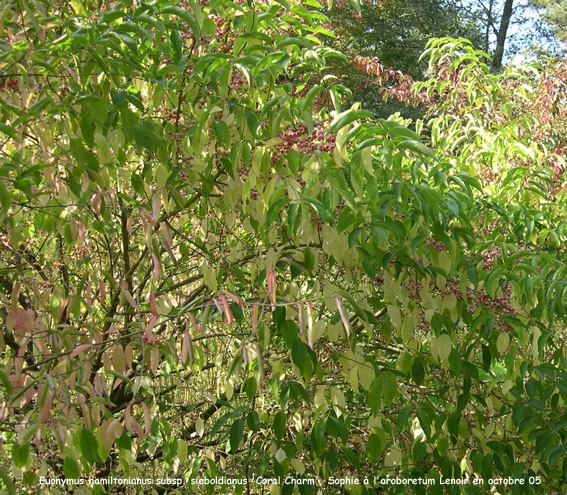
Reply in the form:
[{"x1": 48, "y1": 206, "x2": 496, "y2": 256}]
[
  {"x1": 380, "y1": 371, "x2": 398, "y2": 407},
  {"x1": 368, "y1": 376, "x2": 381, "y2": 416},
  {"x1": 0, "y1": 180, "x2": 11, "y2": 216},
  {"x1": 397, "y1": 138, "x2": 434, "y2": 158},
  {"x1": 397, "y1": 406, "x2": 412, "y2": 432},
  {"x1": 104, "y1": 369, "x2": 133, "y2": 387},
  {"x1": 0, "y1": 123, "x2": 18, "y2": 140},
  {"x1": 133, "y1": 124, "x2": 155, "y2": 151},
  {"x1": 302, "y1": 197, "x2": 333, "y2": 223},
  {"x1": 246, "y1": 376, "x2": 257, "y2": 401},
  {"x1": 266, "y1": 198, "x2": 290, "y2": 228},
  {"x1": 115, "y1": 21, "x2": 151, "y2": 40},
  {"x1": 79, "y1": 428, "x2": 100, "y2": 465},
  {"x1": 437, "y1": 437, "x2": 449, "y2": 456},
  {"x1": 347, "y1": 0, "x2": 361, "y2": 14},
  {"x1": 367, "y1": 433, "x2": 382, "y2": 461},
  {"x1": 412, "y1": 439, "x2": 427, "y2": 462},
  {"x1": 336, "y1": 210, "x2": 363, "y2": 234},
  {"x1": 300, "y1": 85, "x2": 324, "y2": 113},
  {"x1": 462, "y1": 361, "x2": 479, "y2": 381},
  {"x1": 412, "y1": 360, "x2": 425, "y2": 385},
  {"x1": 311, "y1": 417, "x2": 327, "y2": 456},
  {"x1": 230, "y1": 418, "x2": 245, "y2": 453},
  {"x1": 291, "y1": 338, "x2": 306, "y2": 372},
  {"x1": 327, "y1": 109, "x2": 373, "y2": 135},
  {"x1": 280, "y1": 320, "x2": 300, "y2": 349},
  {"x1": 70, "y1": 139, "x2": 99, "y2": 171},
  {"x1": 63, "y1": 456, "x2": 81, "y2": 479},
  {"x1": 79, "y1": 119, "x2": 95, "y2": 148},
  {"x1": 273, "y1": 411, "x2": 287, "y2": 440},
  {"x1": 161, "y1": 5, "x2": 201, "y2": 45},
  {"x1": 11, "y1": 443, "x2": 29, "y2": 469},
  {"x1": 437, "y1": 334, "x2": 452, "y2": 362},
  {"x1": 0, "y1": 369, "x2": 13, "y2": 396},
  {"x1": 247, "y1": 411, "x2": 260, "y2": 432},
  {"x1": 416, "y1": 409, "x2": 431, "y2": 438},
  {"x1": 328, "y1": 417, "x2": 348, "y2": 444},
  {"x1": 277, "y1": 36, "x2": 313, "y2": 50},
  {"x1": 0, "y1": 465, "x2": 16, "y2": 495},
  {"x1": 482, "y1": 344, "x2": 492, "y2": 371},
  {"x1": 136, "y1": 14, "x2": 166, "y2": 33}
]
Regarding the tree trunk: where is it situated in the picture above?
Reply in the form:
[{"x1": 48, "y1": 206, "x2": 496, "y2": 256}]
[
  {"x1": 491, "y1": 0, "x2": 514, "y2": 69},
  {"x1": 485, "y1": 0, "x2": 495, "y2": 53}
]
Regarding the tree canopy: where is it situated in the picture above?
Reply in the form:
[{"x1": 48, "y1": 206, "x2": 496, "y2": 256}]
[
  {"x1": 532, "y1": 0, "x2": 567, "y2": 40},
  {"x1": 1, "y1": 1, "x2": 567, "y2": 495},
  {"x1": 324, "y1": 0, "x2": 484, "y2": 114}
]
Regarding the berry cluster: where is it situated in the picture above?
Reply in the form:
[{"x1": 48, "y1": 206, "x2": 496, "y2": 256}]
[{"x1": 272, "y1": 122, "x2": 336, "y2": 164}]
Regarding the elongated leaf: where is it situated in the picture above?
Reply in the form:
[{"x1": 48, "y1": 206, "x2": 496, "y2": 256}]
[
  {"x1": 367, "y1": 433, "x2": 382, "y2": 461},
  {"x1": 300, "y1": 85, "x2": 324, "y2": 113},
  {"x1": 79, "y1": 428, "x2": 100, "y2": 464},
  {"x1": 273, "y1": 411, "x2": 286, "y2": 440},
  {"x1": 0, "y1": 180, "x2": 11, "y2": 216},
  {"x1": 291, "y1": 338, "x2": 306, "y2": 372},
  {"x1": 416, "y1": 409, "x2": 431, "y2": 438},
  {"x1": 230, "y1": 418, "x2": 245, "y2": 453},
  {"x1": 380, "y1": 371, "x2": 398, "y2": 407},
  {"x1": 161, "y1": 6, "x2": 201, "y2": 44},
  {"x1": 302, "y1": 197, "x2": 332, "y2": 223},
  {"x1": 0, "y1": 123, "x2": 18, "y2": 140},
  {"x1": 327, "y1": 109, "x2": 372, "y2": 135},
  {"x1": 266, "y1": 198, "x2": 290, "y2": 228},
  {"x1": 368, "y1": 376, "x2": 381, "y2": 416},
  {"x1": 0, "y1": 465, "x2": 16, "y2": 495},
  {"x1": 12, "y1": 443, "x2": 29, "y2": 469},
  {"x1": 397, "y1": 138, "x2": 434, "y2": 158},
  {"x1": 63, "y1": 456, "x2": 81, "y2": 479},
  {"x1": 133, "y1": 124, "x2": 155, "y2": 151}
]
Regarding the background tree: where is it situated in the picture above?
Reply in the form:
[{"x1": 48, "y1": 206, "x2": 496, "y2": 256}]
[
  {"x1": 324, "y1": 0, "x2": 484, "y2": 114},
  {"x1": 492, "y1": 0, "x2": 515, "y2": 68},
  {"x1": 532, "y1": 0, "x2": 567, "y2": 40},
  {"x1": 459, "y1": 0, "x2": 563, "y2": 63}
]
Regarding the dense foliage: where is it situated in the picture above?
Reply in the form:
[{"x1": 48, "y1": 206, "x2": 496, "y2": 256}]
[
  {"x1": 324, "y1": 0, "x2": 484, "y2": 114},
  {"x1": 1, "y1": 1, "x2": 567, "y2": 495}
]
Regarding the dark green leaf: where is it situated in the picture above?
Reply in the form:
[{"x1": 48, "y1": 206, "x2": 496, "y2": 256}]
[
  {"x1": 273, "y1": 411, "x2": 287, "y2": 440},
  {"x1": 302, "y1": 197, "x2": 332, "y2": 223},
  {"x1": 367, "y1": 433, "x2": 382, "y2": 461},
  {"x1": 0, "y1": 123, "x2": 18, "y2": 140},
  {"x1": 247, "y1": 411, "x2": 260, "y2": 432},
  {"x1": 416, "y1": 409, "x2": 431, "y2": 438},
  {"x1": 412, "y1": 439, "x2": 427, "y2": 462},
  {"x1": 246, "y1": 376, "x2": 257, "y2": 401},
  {"x1": 380, "y1": 371, "x2": 398, "y2": 407},
  {"x1": 266, "y1": 198, "x2": 290, "y2": 228},
  {"x1": 412, "y1": 360, "x2": 425, "y2": 385},
  {"x1": 79, "y1": 428, "x2": 100, "y2": 465},
  {"x1": 280, "y1": 320, "x2": 300, "y2": 349},
  {"x1": 291, "y1": 338, "x2": 306, "y2": 372},
  {"x1": 230, "y1": 418, "x2": 245, "y2": 453},
  {"x1": 0, "y1": 465, "x2": 16, "y2": 494},
  {"x1": 63, "y1": 456, "x2": 81, "y2": 479},
  {"x1": 311, "y1": 417, "x2": 327, "y2": 456},
  {"x1": 133, "y1": 124, "x2": 155, "y2": 150},
  {"x1": 368, "y1": 376, "x2": 381, "y2": 416},
  {"x1": 11, "y1": 443, "x2": 29, "y2": 469},
  {"x1": 161, "y1": 6, "x2": 201, "y2": 44}
]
